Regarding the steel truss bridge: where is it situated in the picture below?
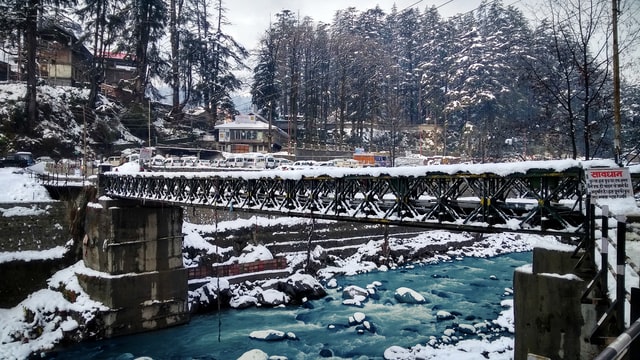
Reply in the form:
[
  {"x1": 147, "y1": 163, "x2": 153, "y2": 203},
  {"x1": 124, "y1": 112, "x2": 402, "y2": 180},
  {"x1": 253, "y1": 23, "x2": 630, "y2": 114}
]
[{"x1": 98, "y1": 159, "x2": 639, "y2": 237}]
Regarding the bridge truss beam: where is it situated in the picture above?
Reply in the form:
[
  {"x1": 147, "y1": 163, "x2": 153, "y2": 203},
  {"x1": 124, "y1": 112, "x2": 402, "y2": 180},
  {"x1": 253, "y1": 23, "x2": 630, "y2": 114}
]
[{"x1": 100, "y1": 167, "x2": 587, "y2": 236}]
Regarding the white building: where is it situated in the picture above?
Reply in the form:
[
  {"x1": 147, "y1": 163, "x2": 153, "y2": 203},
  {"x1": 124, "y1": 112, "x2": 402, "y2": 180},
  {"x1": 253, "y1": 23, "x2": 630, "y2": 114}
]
[{"x1": 215, "y1": 114, "x2": 289, "y2": 153}]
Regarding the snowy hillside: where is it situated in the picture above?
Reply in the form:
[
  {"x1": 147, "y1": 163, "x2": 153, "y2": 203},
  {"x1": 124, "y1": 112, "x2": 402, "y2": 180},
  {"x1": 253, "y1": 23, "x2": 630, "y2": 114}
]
[{"x1": 0, "y1": 83, "x2": 143, "y2": 160}]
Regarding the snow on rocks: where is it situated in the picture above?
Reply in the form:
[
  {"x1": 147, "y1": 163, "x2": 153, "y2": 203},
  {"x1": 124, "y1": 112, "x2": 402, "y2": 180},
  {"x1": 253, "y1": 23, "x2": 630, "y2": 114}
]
[
  {"x1": 344, "y1": 311, "x2": 376, "y2": 335},
  {"x1": 341, "y1": 285, "x2": 369, "y2": 306},
  {"x1": 457, "y1": 323, "x2": 476, "y2": 334},
  {"x1": 0, "y1": 168, "x2": 54, "y2": 203},
  {"x1": 187, "y1": 278, "x2": 231, "y2": 312},
  {"x1": 189, "y1": 272, "x2": 326, "y2": 310},
  {"x1": 230, "y1": 294, "x2": 259, "y2": 309},
  {"x1": 248, "y1": 329, "x2": 297, "y2": 341},
  {"x1": 325, "y1": 278, "x2": 338, "y2": 289},
  {"x1": 237, "y1": 349, "x2": 268, "y2": 360},
  {"x1": 257, "y1": 289, "x2": 289, "y2": 306},
  {"x1": 348, "y1": 311, "x2": 367, "y2": 325},
  {"x1": 394, "y1": 287, "x2": 426, "y2": 304},
  {"x1": 264, "y1": 273, "x2": 327, "y2": 302},
  {"x1": 0, "y1": 261, "x2": 108, "y2": 360},
  {"x1": 436, "y1": 310, "x2": 455, "y2": 320}
]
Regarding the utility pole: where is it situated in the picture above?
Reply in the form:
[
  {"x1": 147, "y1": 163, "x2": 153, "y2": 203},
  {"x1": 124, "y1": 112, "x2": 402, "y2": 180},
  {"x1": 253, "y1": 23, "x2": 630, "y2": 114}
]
[
  {"x1": 83, "y1": 106, "x2": 87, "y2": 182},
  {"x1": 268, "y1": 101, "x2": 272, "y2": 152},
  {"x1": 148, "y1": 101, "x2": 151, "y2": 147},
  {"x1": 612, "y1": 0, "x2": 622, "y2": 165}
]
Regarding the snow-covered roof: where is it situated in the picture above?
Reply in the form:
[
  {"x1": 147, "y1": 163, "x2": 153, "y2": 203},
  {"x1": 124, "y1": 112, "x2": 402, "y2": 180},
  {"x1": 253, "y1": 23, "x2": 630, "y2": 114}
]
[{"x1": 215, "y1": 121, "x2": 271, "y2": 130}]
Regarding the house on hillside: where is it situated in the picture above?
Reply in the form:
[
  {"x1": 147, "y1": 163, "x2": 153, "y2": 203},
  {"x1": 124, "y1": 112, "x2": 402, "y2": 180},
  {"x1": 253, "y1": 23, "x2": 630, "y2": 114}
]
[
  {"x1": 215, "y1": 114, "x2": 289, "y2": 153},
  {"x1": 37, "y1": 21, "x2": 92, "y2": 86},
  {"x1": 98, "y1": 52, "x2": 137, "y2": 86}
]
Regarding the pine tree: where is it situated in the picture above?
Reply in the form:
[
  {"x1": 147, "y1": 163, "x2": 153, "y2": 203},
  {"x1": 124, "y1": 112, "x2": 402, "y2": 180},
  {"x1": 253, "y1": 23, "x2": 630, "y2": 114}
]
[{"x1": 114, "y1": 0, "x2": 167, "y2": 102}]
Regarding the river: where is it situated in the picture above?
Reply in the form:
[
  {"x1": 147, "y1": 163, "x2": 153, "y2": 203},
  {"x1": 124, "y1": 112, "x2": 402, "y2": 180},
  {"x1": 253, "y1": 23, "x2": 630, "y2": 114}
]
[{"x1": 48, "y1": 252, "x2": 530, "y2": 360}]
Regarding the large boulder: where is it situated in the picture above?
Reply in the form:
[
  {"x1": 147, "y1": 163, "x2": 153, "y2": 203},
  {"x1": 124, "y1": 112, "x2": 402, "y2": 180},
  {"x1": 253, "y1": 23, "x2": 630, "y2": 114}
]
[
  {"x1": 342, "y1": 285, "x2": 368, "y2": 301},
  {"x1": 188, "y1": 279, "x2": 232, "y2": 313},
  {"x1": 230, "y1": 295, "x2": 259, "y2": 309},
  {"x1": 258, "y1": 289, "x2": 289, "y2": 307},
  {"x1": 394, "y1": 287, "x2": 426, "y2": 304},
  {"x1": 237, "y1": 349, "x2": 268, "y2": 360},
  {"x1": 271, "y1": 273, "x2": 327, "y2": 302},
  {"x1": 348, "y1": 311, "x2": 366, "y2": 325},
  {"x1": 436, "y1": 310, "x2": 455, "y2": 320}
]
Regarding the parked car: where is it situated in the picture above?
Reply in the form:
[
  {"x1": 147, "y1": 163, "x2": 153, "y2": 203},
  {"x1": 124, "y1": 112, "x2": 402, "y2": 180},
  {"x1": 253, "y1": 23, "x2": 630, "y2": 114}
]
[
  {"x1": 36, "y1": 156, "x2": 55, "y2": 164},
  {"x1": 182, "y1": 156, "x2": 199, "y2": 167},
  {"x1": 151, "y1": 155, "x2": 166, "y2": 167},
  {"x1": 107, "y1": 156, "x2": 122, "y2": 166}
]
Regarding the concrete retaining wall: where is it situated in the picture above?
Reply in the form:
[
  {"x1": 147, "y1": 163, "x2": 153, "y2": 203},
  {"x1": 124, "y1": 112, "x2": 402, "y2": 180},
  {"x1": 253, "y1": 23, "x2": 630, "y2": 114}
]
[
  {"x1": 0, "y1": 201, "x2": 69, "y2": 251},
  {"x1": 514, "y1": 247, "x2": 599, "y2": 360}
]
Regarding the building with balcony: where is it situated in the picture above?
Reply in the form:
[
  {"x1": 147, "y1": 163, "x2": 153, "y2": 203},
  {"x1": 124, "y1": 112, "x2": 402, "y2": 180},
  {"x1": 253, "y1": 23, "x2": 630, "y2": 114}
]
[{"x1": 215, "y1": 114, "x2": 289, "y2": 153}]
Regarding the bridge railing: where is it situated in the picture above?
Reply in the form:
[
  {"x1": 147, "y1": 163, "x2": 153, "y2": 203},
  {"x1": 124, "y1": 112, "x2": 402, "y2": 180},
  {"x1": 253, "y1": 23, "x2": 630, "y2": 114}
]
[
  {"x1": 594, "y1": 317, "x2": 640, "y2": 360},
  {"x1": 580, "y1": 196, "x2": 640, "y2": 357}
]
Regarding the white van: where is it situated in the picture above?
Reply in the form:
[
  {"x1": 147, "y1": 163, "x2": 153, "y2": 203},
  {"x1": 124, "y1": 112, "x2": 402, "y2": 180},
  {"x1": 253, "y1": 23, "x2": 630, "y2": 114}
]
[
  {"x1": 124, "y1": 153, "x2": 140, "y2": 163},
  {"x1": 265, "y1": 157, "x2": 276, "y2": 169},
  {"x1": 165, "y1": 157, "x2": 185, "y2": 167},
  {"x1": 227, "y1": 157, "x2": 245, "y2": 168},
  {"x1": 243, "y1": 156, "x2": 256, "y2": 169}
]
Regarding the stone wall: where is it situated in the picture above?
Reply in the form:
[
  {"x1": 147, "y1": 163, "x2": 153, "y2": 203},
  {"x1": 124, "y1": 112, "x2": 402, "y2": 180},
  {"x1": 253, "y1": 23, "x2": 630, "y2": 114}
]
[{"x1": 0, "y1": 201, "x2": 70, "y2": 251}]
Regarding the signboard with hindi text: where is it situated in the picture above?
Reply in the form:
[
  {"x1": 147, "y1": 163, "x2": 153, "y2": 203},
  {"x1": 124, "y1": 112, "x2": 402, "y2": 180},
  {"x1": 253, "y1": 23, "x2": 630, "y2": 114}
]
[{"x1": 585, "y1": 167, "x2": 633, "y2": 199}]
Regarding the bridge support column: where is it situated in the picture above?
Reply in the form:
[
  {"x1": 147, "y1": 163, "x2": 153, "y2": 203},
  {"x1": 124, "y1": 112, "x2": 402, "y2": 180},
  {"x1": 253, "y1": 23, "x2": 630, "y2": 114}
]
[
  {"x1": 514, "y1": 247, "x2": 600, "y2": 360},
  {"x1": 78, "y1": 198, "x2": 188, "y2": 338}
]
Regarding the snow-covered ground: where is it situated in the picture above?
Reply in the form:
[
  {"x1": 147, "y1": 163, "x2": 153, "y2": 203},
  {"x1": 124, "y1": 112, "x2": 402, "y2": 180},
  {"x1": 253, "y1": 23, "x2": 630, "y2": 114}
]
[{"x1": 1, "y1": 164, "x2": 639, "y2": 359}]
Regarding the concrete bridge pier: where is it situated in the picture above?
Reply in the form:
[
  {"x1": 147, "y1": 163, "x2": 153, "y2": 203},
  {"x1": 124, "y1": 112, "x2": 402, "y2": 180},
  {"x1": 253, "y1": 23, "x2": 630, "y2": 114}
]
[
  {"x1": 78, "y1": 198, "x2": 189, "y2": 337},
  {"x1": 514, "y1": 247, "x2": 601, "y2": 360}
]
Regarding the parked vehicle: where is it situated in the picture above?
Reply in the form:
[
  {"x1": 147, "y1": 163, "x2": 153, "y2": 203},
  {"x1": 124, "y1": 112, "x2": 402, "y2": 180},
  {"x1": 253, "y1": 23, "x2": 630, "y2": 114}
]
[
  {"x1": 273, "y1": 158, "x2": 292, "y2": 168},
  {"x1": 107, "y1": 156, "x2": 122, "y2": 166},
  {"x1": 227, "y1": 157, "x2": 245, "y2": 168},
  {"x1": 123, "y1": 153, "x2": 140, "y2": 163},
  {"x1": 265, "y1": 157, "x2": 276, "y2": 169},
  {"x1": 36, "y1": 156, "x2": 55, "y2": 164},
  {"x1": 182, "y1": 156, "x2": 199, "y2": 167},
  {"x1": 151, "y1": 155, "x2": 166, "y2": 167},
  {"x1": 164, "y1": 157, "x2": 185, "y2": 167},
  {"x1": 292, "y1": 160, "x2": 317, "y2": 167},
  {"x1": 353, "y1": 152, "x2": 389, "y2": 167},
  {"x1": 0, "y1": 152, "x2": 35, "y2": 168}
]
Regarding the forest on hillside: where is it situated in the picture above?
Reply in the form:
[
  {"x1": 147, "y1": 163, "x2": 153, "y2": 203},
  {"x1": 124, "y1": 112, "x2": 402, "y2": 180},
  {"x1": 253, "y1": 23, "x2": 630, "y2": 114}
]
[{"x1": 1, "y1": 0, "x2": 639, "y2": 162}]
